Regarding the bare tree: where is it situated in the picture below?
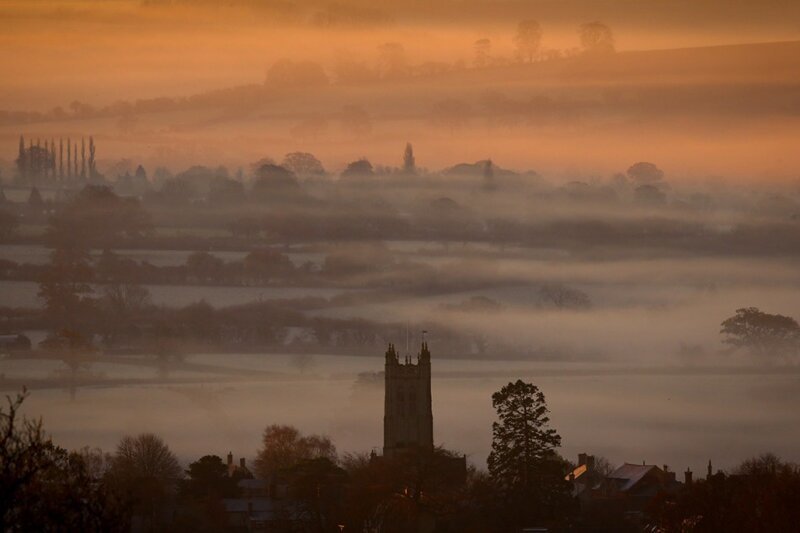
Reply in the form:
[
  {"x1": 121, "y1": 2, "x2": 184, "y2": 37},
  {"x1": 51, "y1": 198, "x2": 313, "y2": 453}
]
[{"x1": 110, "y1": 433, "x2": 181, "y2": 481}]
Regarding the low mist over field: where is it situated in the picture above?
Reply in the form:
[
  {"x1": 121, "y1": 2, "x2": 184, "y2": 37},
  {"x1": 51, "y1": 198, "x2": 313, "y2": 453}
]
[{"x1": 2, "y1": 2, "x2": 800, "y2": 531}]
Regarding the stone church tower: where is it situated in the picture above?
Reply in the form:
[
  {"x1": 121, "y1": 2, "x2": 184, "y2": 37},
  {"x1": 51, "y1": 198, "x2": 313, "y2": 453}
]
[{"x1": 383, "y1": 342, "x2": 434, "y2": 456}]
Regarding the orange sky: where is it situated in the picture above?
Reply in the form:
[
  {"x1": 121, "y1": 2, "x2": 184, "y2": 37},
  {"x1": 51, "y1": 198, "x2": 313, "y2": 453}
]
[{"x1": 2, "y1": 0, "x2": 800, "y2": 181}]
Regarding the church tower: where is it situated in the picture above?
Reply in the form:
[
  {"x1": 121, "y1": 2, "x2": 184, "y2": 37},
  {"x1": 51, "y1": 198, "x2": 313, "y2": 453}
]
[{"x1": 383, "y1": 342, "x2": 434, "y2": 456}]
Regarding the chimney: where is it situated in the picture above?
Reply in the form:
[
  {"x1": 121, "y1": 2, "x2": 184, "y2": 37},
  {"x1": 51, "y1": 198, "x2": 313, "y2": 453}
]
[
  {"x1": 227, "y1": 451, "x2": 233, "y2": 467},
  {"x1": 663, "y1": 464, "x2": 669, "y2": 473},
  {"x1": 586, "y1": 455, "x2": 596, "y2": 472},
  {"x1": 684, "y1": 469, "x2": 693, "y2": 485},
  {"x1": 578, "y1": 453, "x2": 587, "y2": 466},
  {"x1": 240, "y1": 457, "x2": 246, "y2": 469},
  {"x1": 707, "y1": 460, "x2": 713, "y2": 479}
]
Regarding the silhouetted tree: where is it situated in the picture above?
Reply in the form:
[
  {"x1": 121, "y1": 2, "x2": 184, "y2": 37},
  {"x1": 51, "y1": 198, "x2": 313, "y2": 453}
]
[
  {"x1": 253, "y1": 424, "x2": 336, "y2": 478},
  {"x1": 282, "y1": 152, "x2": 326, "y2": 178},
  {"x1": 107, "y1": 433, "x2": 181, "y2": 530},
  {"x1": 340, "y1": 158, "x2": 375, "y2": 179},
  {"x1": 580, "y1": 22, "x2": 615, "y2": 54},
  {"x1": 38, "y1": 247, "x2": 94, "y2": 328},
  {"x1": 514, "y1": 20, "x2": 543, "y2": 63},
  {"x1": 627, "y1": 161, "x2": 665, "y2": 185},
  {"x1": 182, "y1": 455, "x2": 237, "y2": 500},
  {"x1": 720, "y1": 307, "x2": 800, "y2": 360},
  {"x1": 251, "y1": 163, "x2": 305, "y2": 203},
  {"x1": 487, "y1": 380, "x2": 570, "y2": 528}
]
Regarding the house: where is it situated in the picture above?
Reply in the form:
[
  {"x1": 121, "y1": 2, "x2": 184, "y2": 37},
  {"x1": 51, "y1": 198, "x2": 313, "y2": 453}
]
[{"x1": 569, "y1": 453, "x2": 684, "y2": 521}]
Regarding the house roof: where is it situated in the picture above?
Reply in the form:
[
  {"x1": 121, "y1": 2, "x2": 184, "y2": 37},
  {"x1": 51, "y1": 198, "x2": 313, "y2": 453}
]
[
  {"x1": 607, "y1": 463, "x2": 658, "y2": 492},
  {"x1": 567, "y1": 463, "x2": 589, "y2": 481}
]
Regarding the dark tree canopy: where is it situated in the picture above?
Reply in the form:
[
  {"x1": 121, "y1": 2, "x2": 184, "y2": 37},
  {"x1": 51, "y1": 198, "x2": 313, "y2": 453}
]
[
  {"x1": 282, "y1": 152, "x2": 325, "y2": 178},
  {"x1": 579, "y1": 21, "x2": 615, "y2": 54},
  {"x1": 110, "y1": 433, "x2": 181, "y2": 482},
  {"x1": 487, "y1": 380, "x2": 570, "y2": 527},
  {"x1": 720, "y1": 307, "x2": 800, "y2": 359},
  {"x1": 488, "y1": 380, "x2": 561, "y2": 488},
  {"x1": 627, "y1": 161, "x2": 665, "y2": 184},
  {"x1": 340, "y1": 158, "x2": 375, "y2": 179}
]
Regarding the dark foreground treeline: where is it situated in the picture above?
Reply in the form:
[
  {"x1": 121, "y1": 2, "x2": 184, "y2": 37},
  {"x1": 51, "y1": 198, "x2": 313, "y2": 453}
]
[{"x1": 3, "y1": 382, "x2": 800, "y2": 533}]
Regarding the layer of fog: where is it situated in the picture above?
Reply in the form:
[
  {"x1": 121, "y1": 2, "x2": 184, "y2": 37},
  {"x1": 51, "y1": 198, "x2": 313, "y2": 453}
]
[{"x1": 12, "y1": 354, "x2": 800, "y2": 475}]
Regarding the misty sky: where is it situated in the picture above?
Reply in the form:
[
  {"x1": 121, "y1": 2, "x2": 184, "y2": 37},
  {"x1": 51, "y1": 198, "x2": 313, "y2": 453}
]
[{"x1": 2, "y1": 0, "x2": 800, "y2": 180}]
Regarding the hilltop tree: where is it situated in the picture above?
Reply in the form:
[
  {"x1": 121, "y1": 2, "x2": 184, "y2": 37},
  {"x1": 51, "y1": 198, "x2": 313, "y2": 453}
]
[
  {"x1": 720, "y1": 307, "x2": 800, "y2": 360},
  {"x1": 579, "y1": 22, "x2": 615, "y2": 54},
  {"x1": 487, "y1": 380, "x2": 570, "y2": 526},
  {"x1": 514, "y1": 20, "x2": 543, "y2": 63},
  {"x1": 340, "y1": 158, "x2": 374, "y2": 179},
  {"x1": 627, "y1": 161, "x2": 665, "y2": 185},
  {"x1": 282, "y1": 152, "x2": 325, "y2": 178}
]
